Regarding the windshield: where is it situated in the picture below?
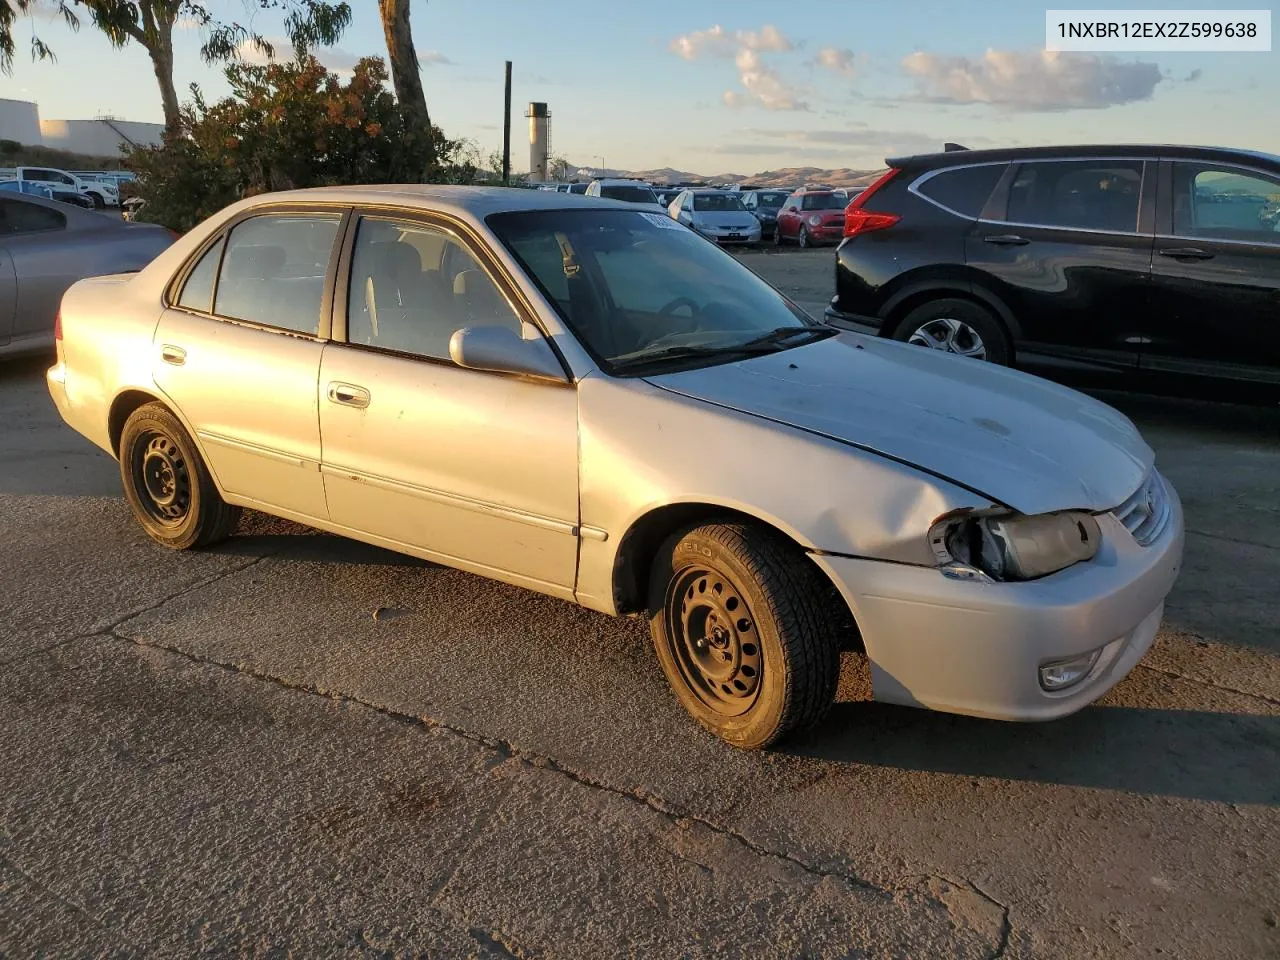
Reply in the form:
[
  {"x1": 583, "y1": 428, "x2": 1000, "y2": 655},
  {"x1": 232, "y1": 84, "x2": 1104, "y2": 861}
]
[
  {"x1": 692, "y1": 193, "x2": 746, "y2": 212},
  {"x1": 600, "y1": 185, "x2": 660, "y2": 205},
  {"x1": 754, "y1": 192, "x2": 788, "y2": 208},
  {"x1": 800, "y1": 193, "x2": 845, "y2": 211},
  {"x1": 488, "y1": 209, "x2": 822, "y2": 373}
]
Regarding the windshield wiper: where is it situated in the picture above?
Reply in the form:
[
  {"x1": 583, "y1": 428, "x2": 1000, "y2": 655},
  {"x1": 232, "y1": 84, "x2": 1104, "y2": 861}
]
[{"x1": 738, "y1": 325, "x2": 832, "y2": 349}]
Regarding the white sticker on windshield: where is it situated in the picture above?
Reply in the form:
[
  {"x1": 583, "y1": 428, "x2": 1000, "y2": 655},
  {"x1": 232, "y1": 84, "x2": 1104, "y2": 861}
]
[{"x1": 639, "y1": 212, "x2": 682, "y2": 230}]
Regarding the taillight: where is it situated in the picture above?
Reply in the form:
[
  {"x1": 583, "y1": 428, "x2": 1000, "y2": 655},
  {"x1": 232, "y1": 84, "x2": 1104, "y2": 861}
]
[
  {"x1": 54, "y1": 310, "x2": 62, "y2": 341},
  {"x1": 844, "y1": 167, "x2": 901, "y2": 238}
]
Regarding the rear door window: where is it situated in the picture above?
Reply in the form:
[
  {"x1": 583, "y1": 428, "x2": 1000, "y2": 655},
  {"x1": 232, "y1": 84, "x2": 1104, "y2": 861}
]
[
  {"x1": 213, "y1": 213, "x2": 342, "y2": 335},
  {"x1": 0, "y1": 198, "x2": 67, "y2": 234},
  {"x1": 175, "y1": 236, "x2": 225, "y2": 313},
  {"x1": 1005, "y1": 160, "x2": 1144, "y2": 233},
  {"x1": 915, "y1": 164, "x2": 1007, "y2": 218}
]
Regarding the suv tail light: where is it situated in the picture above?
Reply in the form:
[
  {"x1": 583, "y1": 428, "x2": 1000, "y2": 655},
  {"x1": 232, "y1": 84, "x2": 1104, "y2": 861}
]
[{"x1": 844, "y1": 167, "x2": 901, "y2": 238}]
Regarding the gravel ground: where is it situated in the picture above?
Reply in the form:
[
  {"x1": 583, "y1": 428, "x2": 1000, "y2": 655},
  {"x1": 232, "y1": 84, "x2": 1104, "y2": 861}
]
[{"x1": 1, "y1": 251, "x2": 1277, "y2": 958}]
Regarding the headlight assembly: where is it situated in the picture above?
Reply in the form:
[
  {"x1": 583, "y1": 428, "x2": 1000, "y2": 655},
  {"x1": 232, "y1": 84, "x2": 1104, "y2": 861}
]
[
  {"x1": 928, "y1": 511, "x2": 1101, "y2": 582},
  {"x1": 807, "y1": 214, "x2": 823, "y2": 226}
]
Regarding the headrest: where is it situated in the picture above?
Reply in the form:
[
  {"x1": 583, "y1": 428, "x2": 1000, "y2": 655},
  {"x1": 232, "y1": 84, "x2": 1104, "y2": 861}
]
[{"x1": 366, "y1": 241, "x2": 422, "y2": 279}]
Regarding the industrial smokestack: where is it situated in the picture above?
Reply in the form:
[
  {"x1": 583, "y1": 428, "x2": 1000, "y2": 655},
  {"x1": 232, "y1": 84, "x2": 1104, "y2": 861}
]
[{"x1": 527, "y1": 102, "x2": 549, "y2": 182}]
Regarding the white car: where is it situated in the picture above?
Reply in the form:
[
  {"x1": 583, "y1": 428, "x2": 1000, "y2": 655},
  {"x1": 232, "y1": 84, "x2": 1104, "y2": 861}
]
[
  {"x1": 584, "y1": 178, "x2": 667, "y2": 212},
  {"x1": 0, "y1": 166, "x2": 117, "y2": 208},
  {"x1": 668, "y1": 189, "x2": 764, "y2": 245},
  {"x1": 46, "y1": 186, "x2": 1182, "y2": 749}
]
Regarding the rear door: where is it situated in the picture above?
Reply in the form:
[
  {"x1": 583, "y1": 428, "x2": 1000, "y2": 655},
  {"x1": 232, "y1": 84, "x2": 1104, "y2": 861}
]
[
  {"x1": 152, "y1": 207, "x2": 347, "y2": 521},
  {"x1": 1143, "y1": 159, "x2": 1280, "y2": 383},
  {"x1": 965, "y1": 158, "x2": 1154, "y2": 370}
]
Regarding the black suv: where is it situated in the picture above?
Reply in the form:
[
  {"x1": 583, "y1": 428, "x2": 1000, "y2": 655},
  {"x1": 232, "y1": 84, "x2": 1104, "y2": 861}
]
[{"x1": 826, "y1": 145, "x2": 1280, "y2": 385}]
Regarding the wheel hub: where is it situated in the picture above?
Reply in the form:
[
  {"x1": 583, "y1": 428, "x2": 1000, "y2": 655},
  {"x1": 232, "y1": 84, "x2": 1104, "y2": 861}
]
[
  {"x1": 668, "y1": 569, "x2": 763, "y2": 716},
  {"x1": 907, "y1": 317, "x2": 986, "y2": 360},
  {"x1": 135, "y1": 433, "x2": 191, "y2": 524}
]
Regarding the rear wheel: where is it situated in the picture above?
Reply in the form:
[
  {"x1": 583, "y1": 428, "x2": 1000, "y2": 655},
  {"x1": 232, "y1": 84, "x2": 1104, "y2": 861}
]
[
  {"x1": 648, "y1": 521, "x2": 841, "y2": 749},
  {"x1": 893, "y1": 298, "x2": 1011, "y2": 365},
  {"x1": 89, "y1": 193, "x2": 105, "y2": 210},
  {"x1": 119, "y1": 403, "x2": 241, "y2": 550}
]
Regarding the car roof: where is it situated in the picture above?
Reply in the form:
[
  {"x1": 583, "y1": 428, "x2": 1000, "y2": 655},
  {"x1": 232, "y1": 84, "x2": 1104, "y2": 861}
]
[
  {"x1": 887, "y1": 143, "x2": 1280, "y2": 170},
  {"x1": 234, "y1": 184, "x2": 638, "y2": 218}
]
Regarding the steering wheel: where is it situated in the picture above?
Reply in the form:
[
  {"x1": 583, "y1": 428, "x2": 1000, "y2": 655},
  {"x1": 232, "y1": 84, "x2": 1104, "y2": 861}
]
[{"x1": 659, "y1": 297, "x2": 700, "y2": 316}]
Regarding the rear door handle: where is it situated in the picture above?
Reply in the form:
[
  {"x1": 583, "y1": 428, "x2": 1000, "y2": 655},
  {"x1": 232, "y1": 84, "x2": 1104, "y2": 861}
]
[
  {"x1": 327, "y1": 382, "x2": 371, "y2": 409},
  {"x1": 160, "y1": 344, "x2": 186, "y2": 365},
  {"x1": 1158, "y1": 247, "x2": 1215, "y2": 261},
  {"x1": 982, "y1": 234, "x2": 1030, "y2": 246}
]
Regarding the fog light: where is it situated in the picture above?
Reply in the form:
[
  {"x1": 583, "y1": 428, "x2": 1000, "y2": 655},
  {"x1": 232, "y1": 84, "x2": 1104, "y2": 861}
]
[{"x1": 1039, "y1": 649, "x2": 1101, "y2": 691}]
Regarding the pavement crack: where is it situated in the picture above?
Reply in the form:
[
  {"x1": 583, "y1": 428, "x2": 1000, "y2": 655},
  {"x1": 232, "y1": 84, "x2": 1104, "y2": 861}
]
[
  {"x1": 109, "y1": 634, "x2": 898, "y2": 905},
  {"x1": 966, "y1": 878, "x2": 1012, "y2": 960},
  {"x1": 471, "y1": 927, "x2": 535, "y2": 959},
  {"x1": 1135, "y1": 663, "x2": 1280, "y2": 707},
  {"x1": 1185, "y1": 527, "x2": 1279, "y2": 552}
]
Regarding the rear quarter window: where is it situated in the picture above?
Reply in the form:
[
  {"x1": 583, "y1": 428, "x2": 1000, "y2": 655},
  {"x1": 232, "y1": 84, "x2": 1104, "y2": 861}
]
[{"x1": 914, "y1": 165, "x2": 1007, "y2": 218}]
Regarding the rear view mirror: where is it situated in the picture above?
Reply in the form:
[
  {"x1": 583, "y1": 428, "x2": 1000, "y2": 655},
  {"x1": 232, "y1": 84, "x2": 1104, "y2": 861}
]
[{"x1": 449, "y1": 325, "x2": 566, "y2": 381}]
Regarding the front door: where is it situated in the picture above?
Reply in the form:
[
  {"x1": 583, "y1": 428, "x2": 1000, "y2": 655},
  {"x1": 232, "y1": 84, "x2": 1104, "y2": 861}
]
[
  {"x1": 152, "y1": 208, "x2": 346, "y2": 520},
  {"x1": 1143, "y1": 160, "x2": 1280, "y2": 384},
  {"x1": 318, "y1": 213, "x2": 580, "y2": 596},
  {"x1": 965, "y1": 158, "x2": 1154, "y2": 371}
]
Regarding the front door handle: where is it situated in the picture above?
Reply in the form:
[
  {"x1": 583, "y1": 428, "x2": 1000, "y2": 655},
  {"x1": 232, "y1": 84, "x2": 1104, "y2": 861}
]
[
  {"x1": 160, "y1": 344, "x2": 186, "y2": 365},
  {"x1": 327, "y1": 382, "x2": 371, "y2": 409},
  {"x1": 1158, "y1": 247, "x2": 1215, "y2": 261},
  {"x1": 982, "y1": 234, "x2": 1030, "y2": 246}
]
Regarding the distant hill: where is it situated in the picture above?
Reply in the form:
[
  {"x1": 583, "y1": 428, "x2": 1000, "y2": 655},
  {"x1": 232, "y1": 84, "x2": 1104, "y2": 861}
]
[{"x1": 569, "y1": 163, "x2": 884, "y2": 189}]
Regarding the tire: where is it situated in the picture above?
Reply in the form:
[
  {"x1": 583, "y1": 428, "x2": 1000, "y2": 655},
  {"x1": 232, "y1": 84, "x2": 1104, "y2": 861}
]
[
  {"x1": 648, "y1": 520, "x2": 842, "y2": 749},
  {"x1": 798, "y1": 226, "x2": 810, "y2": 248},
  {"x1": 772, "y1": 224, "x2": 782, "y2": 247},
  {"x1": 118, "y1": 403, "x2": 241, "y2": 550},
  {"x1": 89, "y1": 193, "x2": 105, "y2": 210},
  {"x1": 892, "y1": 297, "x2": 1012, "y2": 365}
]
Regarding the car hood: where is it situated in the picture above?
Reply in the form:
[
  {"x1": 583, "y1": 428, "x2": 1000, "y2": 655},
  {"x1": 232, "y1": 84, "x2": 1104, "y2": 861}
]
[
  {"x1": 644, "y1": 333, "x2": 1151, "y2": 515},
  {"x1": 693, "y1": 210, "x2": 760, "y2": 229}
]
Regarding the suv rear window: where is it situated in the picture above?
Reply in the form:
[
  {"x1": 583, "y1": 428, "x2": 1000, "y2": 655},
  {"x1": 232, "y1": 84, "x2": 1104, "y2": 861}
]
[
  {"x1": 1006, "y1": 160, "x2": 1144, "y2": 233},
  {"x1": 915, "y1": 164, "x2": 1006, "y2": 218}
]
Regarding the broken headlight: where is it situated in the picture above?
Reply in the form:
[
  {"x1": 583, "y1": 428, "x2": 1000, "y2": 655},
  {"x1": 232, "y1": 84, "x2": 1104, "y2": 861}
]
[{"x1": 928, "y1": 511, "x2": 1101, "y2": 582}]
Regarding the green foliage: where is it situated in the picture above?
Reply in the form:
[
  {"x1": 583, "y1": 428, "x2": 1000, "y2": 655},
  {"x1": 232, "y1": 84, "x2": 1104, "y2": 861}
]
[
  {"x1": 0, "y1": 141, "x2": 126, "y2": 168},
  {"x1": 123, "y1": 54, "x2": 484, "y2": 233}
]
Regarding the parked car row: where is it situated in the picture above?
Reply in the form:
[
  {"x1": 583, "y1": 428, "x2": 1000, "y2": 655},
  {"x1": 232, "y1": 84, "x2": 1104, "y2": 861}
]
[{"x1": 0, "y1": 165, "x2": 120, "y2": 208}]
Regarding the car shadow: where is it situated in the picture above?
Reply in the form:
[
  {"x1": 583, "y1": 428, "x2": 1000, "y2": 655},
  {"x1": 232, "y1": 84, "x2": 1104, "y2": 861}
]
[
  {"x1": 214, "y1": 519, "x2": 436, "y2": 569},
  {"x1": 785, "y1": 698, "x2": 1280, "y2": 807}
]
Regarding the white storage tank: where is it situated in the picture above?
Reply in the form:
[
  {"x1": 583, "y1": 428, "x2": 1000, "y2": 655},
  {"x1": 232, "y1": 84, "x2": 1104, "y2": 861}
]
[
  {"x1": 527, "y1": 102, "x2": 549, "y2": 183},
  {"x1": 39, "y1": 117, "x2": 164, "y2": 155},
  {"x1": 0, "y1": 98, "x2": 43, "y2": 147}
]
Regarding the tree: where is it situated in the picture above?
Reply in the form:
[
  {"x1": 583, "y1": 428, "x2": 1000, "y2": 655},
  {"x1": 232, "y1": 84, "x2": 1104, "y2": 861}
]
[
  {"x1": 124, "y1": 54, "x2": 472, "y2": 232},
  {"x1": 1, "y1": 0, "x2": 351, "y2": 138},
  {"x1": 376, "y1": 0, "x2": 433, "y2": 165}
]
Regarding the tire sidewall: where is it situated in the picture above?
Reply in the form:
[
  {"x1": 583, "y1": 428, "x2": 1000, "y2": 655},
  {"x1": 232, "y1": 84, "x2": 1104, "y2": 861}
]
[
  {"x1": 798, "y1": 226, "x2": 809, "y2": 248},
  {"x1": 895, "y1": 298, "x2": 1011, "y2": 365},
  {"x1": 119, "y1": 407, "x2": 208, "y2": 550},
  {"x1": 649, "y1": 527, "x2": 790, "y2": 748}
]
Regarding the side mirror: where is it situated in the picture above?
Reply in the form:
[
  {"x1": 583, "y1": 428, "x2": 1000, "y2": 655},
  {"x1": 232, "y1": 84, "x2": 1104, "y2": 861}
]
[
  {"x1": 786, "y1": 205, "x2": 798, "y2": 213},
  {"x1": 449, "y1": 325, "x2": 566, "y2": 381}
]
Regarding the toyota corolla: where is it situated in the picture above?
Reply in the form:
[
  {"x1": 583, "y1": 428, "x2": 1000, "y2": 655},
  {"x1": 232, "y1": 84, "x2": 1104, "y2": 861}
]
[{"x1": 47, "y1": 186, "x2": 1183, "y2": 749}]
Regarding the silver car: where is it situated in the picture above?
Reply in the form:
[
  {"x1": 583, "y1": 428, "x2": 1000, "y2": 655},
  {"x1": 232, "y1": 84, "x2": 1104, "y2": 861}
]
[
  {"x1": 1, "y1": 192, "x2": 173, "y2": 357},
  {"x1": 48, "y1": 186, "x2": 1183, "y2": 749},
  {"x1": 669, "y1": 189, "x2": 764, "y2": 245}
]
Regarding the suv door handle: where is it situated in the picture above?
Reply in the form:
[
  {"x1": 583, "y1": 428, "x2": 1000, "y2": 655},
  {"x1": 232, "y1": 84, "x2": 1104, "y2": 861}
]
[
  {"x1": 982, "y1": 234, "x2": 1030, "y2": 246},
  {"x1": 1158, "y1": 247, "x2": 1215, "y2": 261},
  {"x1": 327, "y1": 382, "x2": 371, "y2": 408},
  {"x1": 160, "y1": 344, "x2": 186, "y2": 365}
]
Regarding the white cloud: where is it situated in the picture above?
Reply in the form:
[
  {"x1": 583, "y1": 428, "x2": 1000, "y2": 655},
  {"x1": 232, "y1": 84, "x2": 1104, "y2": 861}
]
[
  {"x1": 901, "y1": 48, "x2": 1164, "y2": 110},
  {"x1": 669, "y1": 23, "x2": 793, "y2": 60},
  {"x1": 815, "y1": 47, "x2": 855, "y2": 77},
  {"x1": 671, "y1": 24, "x2": 805, "y2": 111},
  {"x1": 418, "y1": 49, "x2": 452, "y2": 67},
  {"x1": 235, "y1": 37, "x2": 361, "y2": 75}
]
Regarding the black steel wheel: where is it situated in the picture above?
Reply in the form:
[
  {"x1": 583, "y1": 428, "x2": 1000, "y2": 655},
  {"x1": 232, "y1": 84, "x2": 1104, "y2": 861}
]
[
  {"x1": 119, "y1": 403, "x2": 241, "y2": 550},
  {"x1": 649, "y1": 520, "x2": 842, "y2": 749}
]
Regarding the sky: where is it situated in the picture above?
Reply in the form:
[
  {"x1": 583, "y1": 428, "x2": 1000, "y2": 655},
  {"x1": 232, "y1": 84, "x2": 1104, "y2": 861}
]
[{"x1": 1, "y1": 0, "x2": 1276, "y2": 175}]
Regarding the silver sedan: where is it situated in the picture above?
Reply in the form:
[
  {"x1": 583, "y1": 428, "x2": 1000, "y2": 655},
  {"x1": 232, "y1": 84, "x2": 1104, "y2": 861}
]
[
  {"x1": 1, "y1": 192, "x2": 173, "y2": 357},
  {"x1": 47, "y1": 186, "x2": 1182, "y2": 749},
  {"x1": 668, "y1": 189, "x2": 763, "y2": 245}
]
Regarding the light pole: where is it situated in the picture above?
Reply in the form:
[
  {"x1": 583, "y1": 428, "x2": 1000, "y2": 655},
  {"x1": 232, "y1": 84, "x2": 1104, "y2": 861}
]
[{"x1": 595, "y1": 154, "x2": 606, "y2": 177}]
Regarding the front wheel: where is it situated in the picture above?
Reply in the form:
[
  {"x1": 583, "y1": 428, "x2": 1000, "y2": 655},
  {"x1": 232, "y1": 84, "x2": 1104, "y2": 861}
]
[
  {"x1": 89, "y1": 193, "x2": 105, "y2": 210},
  {"x1": 648, "y1": 521, "x2": 842, "y2": 749},
  {"x1": 798, "y1": 226, "x2": 810, "y2": 248},
  {"x1": 119, "y1": 403, "x2": 242, "y2": 550}
]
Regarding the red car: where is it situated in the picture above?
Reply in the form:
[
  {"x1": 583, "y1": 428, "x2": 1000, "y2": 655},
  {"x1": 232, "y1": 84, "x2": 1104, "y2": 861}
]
[{"x1": 773, "y1": 187, "x2": 849, "y2": 247}]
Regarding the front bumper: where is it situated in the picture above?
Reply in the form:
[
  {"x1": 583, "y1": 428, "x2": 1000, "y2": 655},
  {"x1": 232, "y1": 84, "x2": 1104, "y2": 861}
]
[
  {"x1": 699, "y1": 227, "x2": 762, "y2": 245},
  {"x1": 811, "y1": 488, "x2": 1184, "y2": 721}
]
